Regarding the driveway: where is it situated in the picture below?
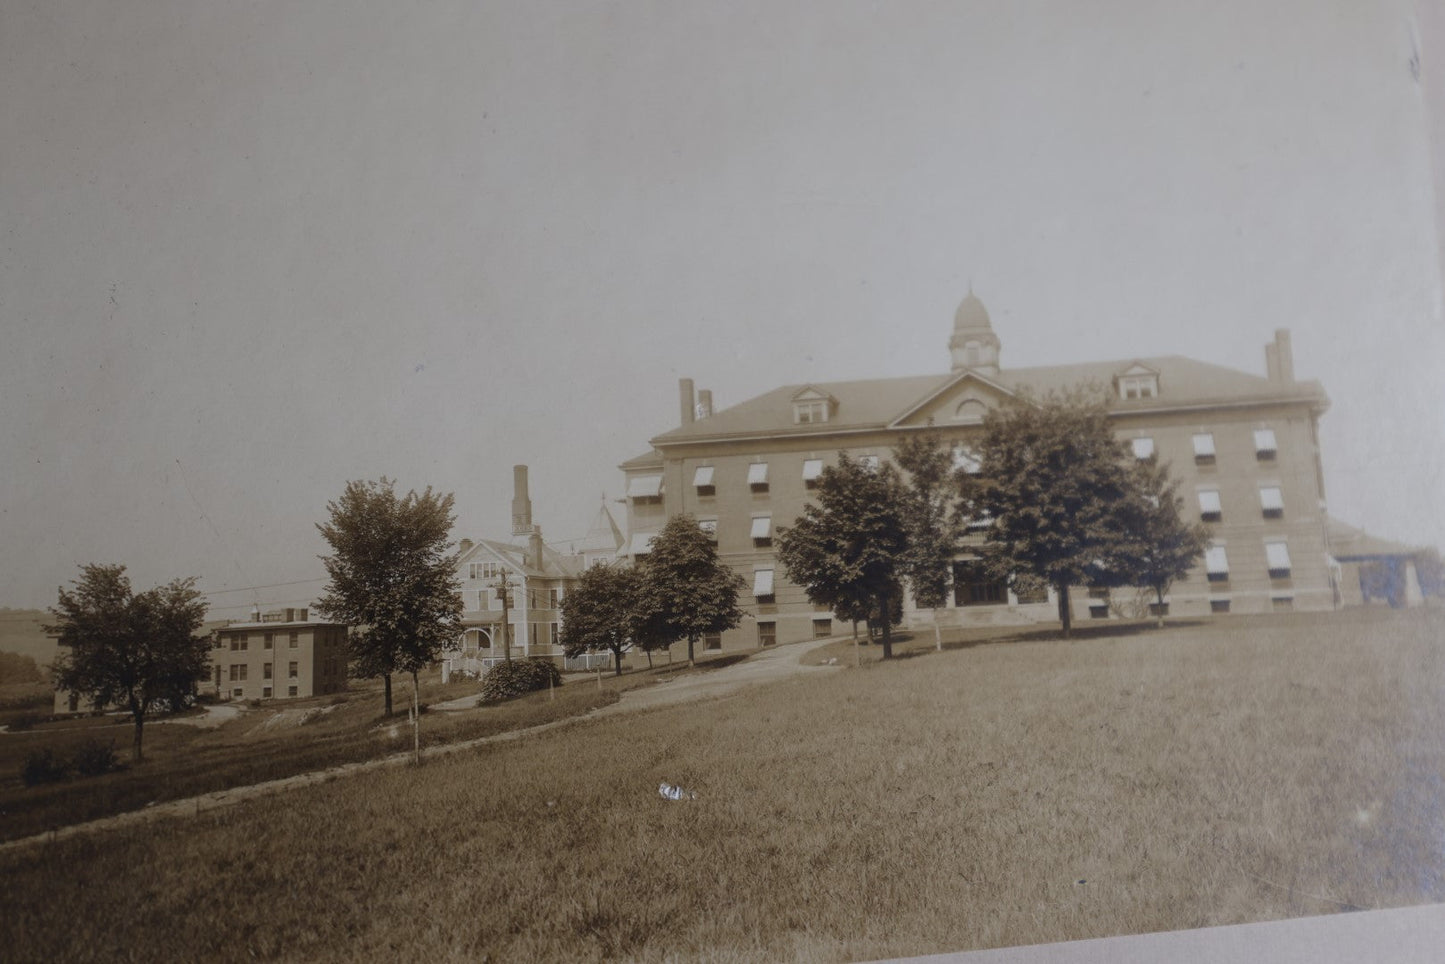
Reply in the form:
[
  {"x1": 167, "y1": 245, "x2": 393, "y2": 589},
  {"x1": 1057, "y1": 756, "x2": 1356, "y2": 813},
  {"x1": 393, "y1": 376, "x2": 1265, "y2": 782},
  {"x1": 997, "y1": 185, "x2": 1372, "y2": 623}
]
[{"x1": 594, "y1": 634, "x2": 841, "y2": 715}]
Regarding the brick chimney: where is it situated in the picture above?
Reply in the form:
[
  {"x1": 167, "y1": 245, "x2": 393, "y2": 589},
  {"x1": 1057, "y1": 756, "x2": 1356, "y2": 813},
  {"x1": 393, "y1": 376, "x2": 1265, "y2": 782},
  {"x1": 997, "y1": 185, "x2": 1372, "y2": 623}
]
[
  {"x1": 679, "y1": 378, "x2": 695, "y2": 426},
  {"x1": 529, "y1": 528, "x2": 546, "y2": 573},
  {"x1": 1266, "y1": 329, "x2": 1295, "y2": 383},
  {"x1": 696, "y1": 389, "x2": 713, "y2": 420}
]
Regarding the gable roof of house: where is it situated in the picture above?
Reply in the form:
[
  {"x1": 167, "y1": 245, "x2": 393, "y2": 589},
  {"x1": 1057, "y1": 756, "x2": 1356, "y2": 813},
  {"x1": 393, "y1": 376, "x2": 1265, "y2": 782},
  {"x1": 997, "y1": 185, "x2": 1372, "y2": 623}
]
[
  {"x1": 575, "y1": 501, "x2": 624, "y2": 554},
  {"x1": 457, "y1": 537, "x2": 578, "y2": 580},
  {"x1": 649, "y1": 356, "x2": 1327, "y2": 447}
]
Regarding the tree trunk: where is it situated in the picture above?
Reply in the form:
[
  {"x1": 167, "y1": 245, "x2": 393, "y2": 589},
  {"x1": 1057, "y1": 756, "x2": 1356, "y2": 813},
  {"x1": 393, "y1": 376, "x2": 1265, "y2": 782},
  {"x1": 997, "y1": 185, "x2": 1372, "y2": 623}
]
[
  {"x1": 687, "y1": 635, "x2": 696, "y2": 667},
  {"x1": 1057, "y1": 583, "x2": 1072, "y2": 637},
  {"x1": 879, "y1": 593, "x2": 894, "y2": 660},
  {"x1": 852, "y1": 619, "x2": 860, "y2": 667},
  {"x1": 1155, "y1": 585, "x2": 1166, "y2": 629},
  {"x1": 410, "y1": 670, "x2": 421, "y2": 765},
  {"x1": 132, "y1": 715, "x2": 144, "y2": 763},
  {"x1": 612, "y1": 647, "x2": 624, "y2": 676},
  {"x1": 933, "y1": 608, "x2": 943, "y2": 651},
  {"x1": 383, "y1": 673, "x2": 393, "y2": 717},
  {"x1": 644, "y1": 647, "x2": 653, "y2": 669}
]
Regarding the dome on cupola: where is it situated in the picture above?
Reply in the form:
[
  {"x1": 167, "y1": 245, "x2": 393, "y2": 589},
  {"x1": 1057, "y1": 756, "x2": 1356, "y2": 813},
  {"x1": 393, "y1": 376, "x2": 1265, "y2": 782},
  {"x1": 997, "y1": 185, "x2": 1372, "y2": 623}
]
[
  {"x1": 948, "y1": 288, "x2": 1001, "y2": 375},
  {"x1": 954, "y1": 291, "x2": 992, "y2": 332}
]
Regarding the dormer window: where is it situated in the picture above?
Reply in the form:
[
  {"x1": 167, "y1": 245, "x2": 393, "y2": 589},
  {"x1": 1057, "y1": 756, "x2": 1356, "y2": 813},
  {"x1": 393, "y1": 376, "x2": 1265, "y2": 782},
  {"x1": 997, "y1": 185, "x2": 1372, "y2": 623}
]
[
  {"x1": 1114, "y1": 364, "x2": 1160, "y2": 401},
  {"x1": 794, "y1": 399, "x2": 828, "y2": 424},
  {"x1": 1118, "y1": 375, "x2": 1158, "y2": 400},
  {"x1": 791, "y1": 387, "x2": 836, "y2": 424}
]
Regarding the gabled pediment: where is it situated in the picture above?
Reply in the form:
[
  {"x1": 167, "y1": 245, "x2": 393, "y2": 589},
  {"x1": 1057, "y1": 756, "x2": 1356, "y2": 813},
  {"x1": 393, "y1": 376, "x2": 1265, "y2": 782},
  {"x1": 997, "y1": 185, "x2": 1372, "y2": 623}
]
[
  {"x1": 889, "y1": 370, "x2": 1018, "y2": 428},
  {"x1": 790, "y1": 385, "x2": 836, "y2": 403},
  {"x1": 1115, "y1": 361, "x2": 1159, "y2": 378}
]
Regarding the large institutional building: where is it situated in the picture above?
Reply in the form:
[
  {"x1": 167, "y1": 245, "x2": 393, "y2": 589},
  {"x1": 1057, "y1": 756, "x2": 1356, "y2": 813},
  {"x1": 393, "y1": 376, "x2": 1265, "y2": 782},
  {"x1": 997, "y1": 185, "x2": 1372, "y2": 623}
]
[{"x1": 619, "y1": 294, "x2": 1336, "y2": 649}]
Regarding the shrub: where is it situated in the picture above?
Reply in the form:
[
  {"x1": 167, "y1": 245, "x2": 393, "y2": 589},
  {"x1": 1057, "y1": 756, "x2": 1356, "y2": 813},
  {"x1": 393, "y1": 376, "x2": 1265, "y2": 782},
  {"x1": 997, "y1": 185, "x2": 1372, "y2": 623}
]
[
  {"x1": 72, "y1": 738, "x2": 120, "y2": 777},
  {"x1": 21, "y1": 747, "x2": 69, "y2": 786},
  {"x1": 6, "y1": 711, "x2": 42, "y2": 732},
  {"x1": 479, "y1": 658, "x2": 563, "y2": 704}
]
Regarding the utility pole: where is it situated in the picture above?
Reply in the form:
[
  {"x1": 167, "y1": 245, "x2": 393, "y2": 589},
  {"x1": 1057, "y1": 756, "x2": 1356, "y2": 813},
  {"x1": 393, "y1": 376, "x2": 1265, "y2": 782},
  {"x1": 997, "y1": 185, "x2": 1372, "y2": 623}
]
[{"x1": 496, "y1": 570, "x2": 513, "y2": 663}]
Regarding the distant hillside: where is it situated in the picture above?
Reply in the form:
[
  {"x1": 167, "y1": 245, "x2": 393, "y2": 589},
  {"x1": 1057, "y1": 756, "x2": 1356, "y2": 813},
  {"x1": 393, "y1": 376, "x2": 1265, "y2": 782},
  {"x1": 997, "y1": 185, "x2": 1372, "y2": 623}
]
[{"x1": 0, "y1": 609, "x2": 55, "y2": 669}]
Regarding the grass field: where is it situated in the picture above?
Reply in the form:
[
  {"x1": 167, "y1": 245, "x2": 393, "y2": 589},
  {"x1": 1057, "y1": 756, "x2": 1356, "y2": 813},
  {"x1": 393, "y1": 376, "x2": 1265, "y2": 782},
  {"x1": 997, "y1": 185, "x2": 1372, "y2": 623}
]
[
  {"x1": 2, "y1": 609, "x2": 1443, "y2": 962},
  {"x1": 0, "y1": 652, "x2": 750, "y2": 842}
]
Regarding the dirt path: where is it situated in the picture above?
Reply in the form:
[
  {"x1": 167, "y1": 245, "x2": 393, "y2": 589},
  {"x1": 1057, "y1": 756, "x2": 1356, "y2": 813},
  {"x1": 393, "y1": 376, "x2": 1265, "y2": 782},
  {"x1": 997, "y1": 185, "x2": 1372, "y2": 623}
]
[{"x1": 1, "y1": 636, "x2": 841, "y2": 854}]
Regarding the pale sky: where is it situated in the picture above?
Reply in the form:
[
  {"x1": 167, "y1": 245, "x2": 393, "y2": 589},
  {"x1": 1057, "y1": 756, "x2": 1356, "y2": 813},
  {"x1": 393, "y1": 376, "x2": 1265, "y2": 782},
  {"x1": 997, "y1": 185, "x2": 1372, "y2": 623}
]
[{"x1": 3, "y1": 0, "x2": 1442, "y2": 615}]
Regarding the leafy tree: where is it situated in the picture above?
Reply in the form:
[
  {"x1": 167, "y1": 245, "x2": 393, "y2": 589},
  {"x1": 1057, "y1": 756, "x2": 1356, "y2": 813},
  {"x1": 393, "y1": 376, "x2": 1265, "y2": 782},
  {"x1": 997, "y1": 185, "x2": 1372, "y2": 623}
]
[
  {"x1": 315, "y1": 478, "x2": 462, "y2": 718},
  {"x1": 560, "y1": 563, "x2": 640, "y2": 676},
  {"x1": 47, "y1": 564, "x2": 209, "y2": 761},
  {"x1": 635, "y1": 515, "x2": 745, "y2": 666},
  {"x1": 776, "y1": 453, "x2": 910, "y2": 658},
  {"x1": 972, "y1": 391, "x2": 1141, "y2": 636},
  {"x1": 1116, "y1": 456, "x2": 1209, "y2": 626},
  {"x1": 895, "y1": 434, "x2": 965, "y2": 649}
]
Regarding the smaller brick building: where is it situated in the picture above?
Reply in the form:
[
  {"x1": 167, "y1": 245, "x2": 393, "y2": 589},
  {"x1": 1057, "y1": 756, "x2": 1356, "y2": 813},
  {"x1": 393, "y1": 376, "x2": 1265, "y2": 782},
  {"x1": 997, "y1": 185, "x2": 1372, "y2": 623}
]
[{"x1": 207, "y1": 608, "x2": 349, "y2": 702}]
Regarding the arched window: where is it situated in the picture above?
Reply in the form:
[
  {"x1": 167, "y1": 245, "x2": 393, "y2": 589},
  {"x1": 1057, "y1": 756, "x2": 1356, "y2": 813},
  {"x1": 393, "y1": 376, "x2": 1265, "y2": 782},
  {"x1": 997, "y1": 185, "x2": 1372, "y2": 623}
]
[{"x1": 953, "y1": 398, "x2": 988, "y2": 424}]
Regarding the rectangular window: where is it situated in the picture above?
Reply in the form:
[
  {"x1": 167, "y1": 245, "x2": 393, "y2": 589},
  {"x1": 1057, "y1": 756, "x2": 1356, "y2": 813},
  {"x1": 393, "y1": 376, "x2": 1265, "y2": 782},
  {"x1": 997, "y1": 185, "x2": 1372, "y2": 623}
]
[
  {"x1": 1089, "y1": 604, "x2": 1110, "y2": 619},
  {"x1": 1254, "y1": 428, "x2": 1278, "y2": 459},
  {"x1": 626, "y1": 475, "x2": 664, "y2": 502},
  {"x1": 1271, "y1": 596, "x2": 1294, "y2": 612},
  {"x1": 1197, "y1": 489, "x2": 1223, "y2": 522},
  {"x1": 1210, "y1": 598, "x2": 1231, "y2": 614},
  {"x1": 1205, "y1": 546, "x2": 1230, "y2": 581},
  {"x1": 230, "y1": 637, "x2": 238, "y2": 652},
  {"x1": 698, "y1": 518, "x2": 718, "y2": 540},
  {"x1": 812, "y1": 618, "x2": 832, "y2": 638},
  {"x1": 952, "y1": 445, "x2": 982, "y2": 474},
  {"x1": 238, "y1": 665, "x2": 248, "y2": 681},
  {"x1": 747, "y1": 462, "x2": 769, "y2": 490},
  {"x1": 753, "y1": 568, "x2": 775, "y2": 603},
  {"x1": 704, "y1": 632, "x2": 722, "y2": 651},
  {"x1": 289, "y1": 632, "x2": 298, "y2": 648},
  {"x1": 1131, "y1": 437, "x2": 1155, "y2": 460},
  {"x1": 550, "y1": 623, "x2": 559, "y2": 646},
  {"x1": 858, "y1": 455, "x2": 880, "y2": 471},
  {"x1": 1118, "y1": 375, "x2": 1158, "y2": 399},
  {"x1": 288, "y1": 686, "x2": 298, "y2": 697},
  {"x1": 288, "y1": 661, "x2": 298, "y2": 679},
  {"x1": 1192, "y1": 433, "x2": 1216, "y2": 464},
  {"x1": 262, "y1": 686, "x2": 272, "y2": 698},
  {"x1": 264, "y1": 633, "x2": 274, "y2": 649},
  {"x1": 215, "y1": 666, "x2": 222, "y2": 686},
  {"x1": 693, "y1": 465, "x2": 715, "y2": 496},
  {"x1": 758, "y1": 621, "x2": 776, "y2": 647},
  {"x1": 241, "y1": 636, "x2": 248, "y2": 651},
  {"x1": 263, "y1": 662, "x2": 273, "y2": 680},
  {"x1": 1265, "y1": 541, "x2": 1292, "y2": 579},
  {"x1": 549, "y1": 588, "x2": 559, "y2": 610},
  {"x1": 802, "y1": 458, "x2": 824, "y2": 487},
  {"x1": 229, "y1": 665, "x2": 239, "y2": 681},
  {"x1": 1260, "y1": 486, "x2": 1284, "y2": 518},
  {"x1": 233, "y1": 688, "x2": 244, "y2": 698},
  {"x1": 751, "y1": 515, "x2": 772, "y2": 547}
]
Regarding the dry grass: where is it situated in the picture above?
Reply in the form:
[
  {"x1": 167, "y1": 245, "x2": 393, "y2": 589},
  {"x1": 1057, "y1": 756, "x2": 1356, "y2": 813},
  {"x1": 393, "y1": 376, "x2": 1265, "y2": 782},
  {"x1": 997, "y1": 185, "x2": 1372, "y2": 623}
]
[{"x1": 2, "y1": 609, "x2": 1443, "y2": 963}]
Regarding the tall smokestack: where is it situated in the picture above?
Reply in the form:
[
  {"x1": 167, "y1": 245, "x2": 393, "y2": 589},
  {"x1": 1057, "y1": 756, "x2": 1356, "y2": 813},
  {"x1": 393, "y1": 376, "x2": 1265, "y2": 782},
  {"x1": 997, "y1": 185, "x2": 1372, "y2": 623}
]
[
  {"x1": 511, "y1": 465, "x2": 534, "y2": 535},
  {"x1": 679, "y1": 378, "x2": 695, "y2": 426},
  {"x1": 697, "y1": 389, "x2": 713, "y2": 420}
]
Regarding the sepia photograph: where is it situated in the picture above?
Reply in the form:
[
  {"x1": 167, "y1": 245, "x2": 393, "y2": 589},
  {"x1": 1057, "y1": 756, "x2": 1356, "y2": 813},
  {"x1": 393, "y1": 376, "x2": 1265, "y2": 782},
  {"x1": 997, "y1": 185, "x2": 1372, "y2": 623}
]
[{"x1": 3, "y1": 1, "x2": 1444, "y2": 961}]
